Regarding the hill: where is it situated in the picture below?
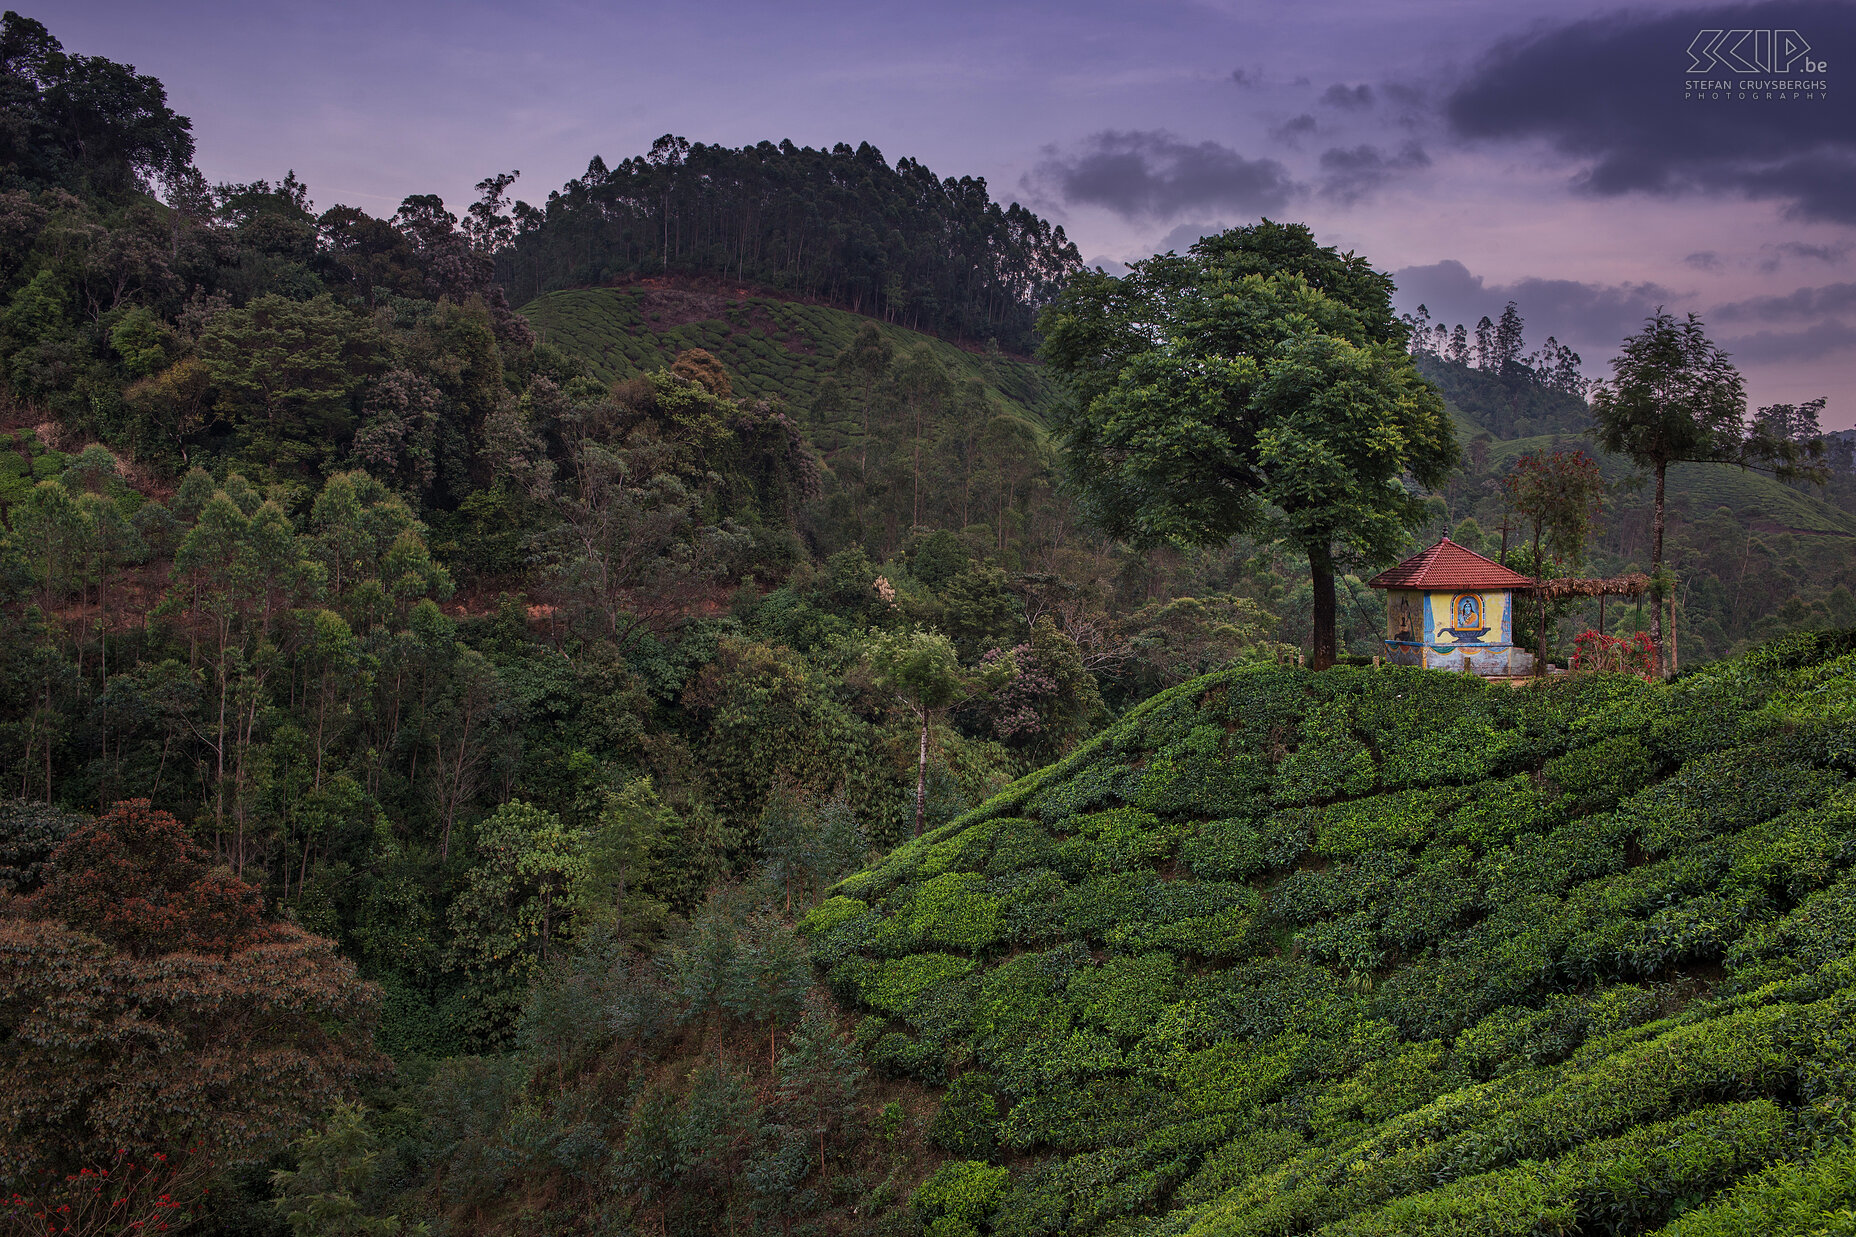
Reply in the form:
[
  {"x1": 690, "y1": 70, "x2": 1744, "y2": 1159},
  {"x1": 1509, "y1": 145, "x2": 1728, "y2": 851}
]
[
  {"x1": 519, "y1": 284, "x2": 1059, "y2": 421},
  {"x1": 806, "y1": 630, "x2": 1856, "y2": 1237},
  {"x1": 1426, "y1": 352, "x2": 1855, "y2": 540},
  {"x1": 1472, "y1": 429, "x2": 1856, "y2": 538},
  {"x1": 496, "y1": 136, "x2": 1083, "y2": 351},
  {"x1": 1417, "y1": 354, "x2": 1591, "y2": 439}
]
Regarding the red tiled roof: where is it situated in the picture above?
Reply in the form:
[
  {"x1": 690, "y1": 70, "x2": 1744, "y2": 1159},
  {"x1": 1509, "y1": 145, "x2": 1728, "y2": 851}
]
[{"x1": 1366, "y1": 537, "x2": 1537, "y2": 591}]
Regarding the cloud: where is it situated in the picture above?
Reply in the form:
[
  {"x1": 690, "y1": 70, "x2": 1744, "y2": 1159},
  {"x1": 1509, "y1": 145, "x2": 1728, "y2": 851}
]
[
  {"x1": 1444, "y1": 0, "x2": 1856, "y2": 223},
  {"x1": 1772, "y1": 240, "x2": 1853, "y2": 265},
  {"x1": 1719, "y1": 319, "x2": 1856, "y2": 363},
  {"x1": 1270, "y1": 113, "x2": 1318, "y2": 147},
  {"x1": 1082, "y1": 255, "x2": 1132, "y2": 278},
  {"x1": 1156, "y1": 222, "x2": 1227, "y2": 253},
  {"x1": 1711, "y1": 282, "x2": 1856, "y2": 322},
  {"x1": 1321, "y1": 83, "x2": 1374, "y2": 110},
  {"x1": 1685, "y1": 251, "x2": 1723, "y2": 272},
  {"x1": 1391, "y1": 259, "x2": 1675, "y2": 363},
  {"x1": 1756, "y1": 239, "x2": 1853, "y2": 272},
  {"x1": 1318, "y1": 141, "x2": 1430, "y2": 204},
  {"x1": 1230, "y1": 67, "x2": 1257, "y2": 88},
  {"x1": 1030, "y1": 130, "x2": 1297, "y2": 222}
]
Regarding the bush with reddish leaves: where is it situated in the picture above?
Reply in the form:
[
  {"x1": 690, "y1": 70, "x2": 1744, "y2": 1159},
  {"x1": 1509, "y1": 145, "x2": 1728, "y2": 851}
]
[
  {"x1": 0, "y1": 801, "x2": 385, "y2": 1189},
  {"x1": 40, "y1": 800, "x2": 266, "y2": 956}
]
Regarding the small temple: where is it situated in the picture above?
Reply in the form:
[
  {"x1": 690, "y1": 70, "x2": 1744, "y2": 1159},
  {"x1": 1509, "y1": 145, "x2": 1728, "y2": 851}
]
[{"x1": 1367, "y1": 537, "x2": 1538, "y2": 676}]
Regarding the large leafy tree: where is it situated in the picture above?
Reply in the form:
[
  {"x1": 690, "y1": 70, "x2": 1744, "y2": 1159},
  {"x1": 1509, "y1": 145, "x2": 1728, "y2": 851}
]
[
  {"x1": 196, "y1": 294, "x2": 381, "y2": 473},
  {"x1": 444, "y1": 799, "x2": 585, "y2": 1048},
  {"x1": 0, "y1": 11, "x2": 195, "y2": 196},
  {"x1": 1588, "y1": 311, "x2": 1820, "y2": 672},
  {"x1": 1039, "y1": 221, "x2": 1457, "y2": 668},
  {"x1": 1501, "y1": 449, "x2": 1606, "y2": 667}
]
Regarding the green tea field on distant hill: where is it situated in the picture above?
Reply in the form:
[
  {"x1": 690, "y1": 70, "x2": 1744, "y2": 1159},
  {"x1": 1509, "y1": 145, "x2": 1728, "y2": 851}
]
[{"x1": 521, "y1": 285, "x2": 1058, "y2": 420}]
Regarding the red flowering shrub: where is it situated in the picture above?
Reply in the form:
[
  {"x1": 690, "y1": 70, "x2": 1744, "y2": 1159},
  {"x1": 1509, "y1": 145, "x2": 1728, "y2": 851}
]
[
  {"x1": 0, "y1": 801, "x2": 385, "y2": 1186},
  {"x1": 3, "y1": 1145, "x2": 214, "y2": 1235},
  {"x1": 1571, "y1": 630, "x2": 1658, "y2": 678}
]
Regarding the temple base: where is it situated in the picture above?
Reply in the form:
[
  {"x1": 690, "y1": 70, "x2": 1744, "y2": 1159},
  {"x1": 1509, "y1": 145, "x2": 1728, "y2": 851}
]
[{"x1": 1384, "y1": 643, "x2": 1536, "y2": 677}]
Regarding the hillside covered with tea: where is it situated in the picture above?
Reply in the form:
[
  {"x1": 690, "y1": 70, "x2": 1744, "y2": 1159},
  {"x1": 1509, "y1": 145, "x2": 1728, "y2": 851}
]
[
  {"x1": 4, "y1": 9, "x2": 1856, "y2": 1234},
  {"x1": 805, "y1": 629, "x2": 1856, "y2": 1236}
]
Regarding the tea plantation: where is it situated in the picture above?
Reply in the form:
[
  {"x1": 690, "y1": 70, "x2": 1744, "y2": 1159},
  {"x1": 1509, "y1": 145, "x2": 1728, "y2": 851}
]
[
  {"x1": 1478, "y1": 431, "x2": 1856, "y2": 538},
  {"x1": 807, "y1": 631, "x2": 1856, "y2": 1236},
  {"x1": 519, "y1": 285, "x2": 1057, "y2": 421}
]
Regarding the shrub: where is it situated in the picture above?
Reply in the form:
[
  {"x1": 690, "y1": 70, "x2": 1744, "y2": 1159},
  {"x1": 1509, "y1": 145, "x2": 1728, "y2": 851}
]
[
  {"x1": 1183, "y1": 816, "x2": 1268, "y2": 880},
  {"x1": 2, "y1": 804, "x2": 383, "y2": 1179},
  {"x1": 930, "y1": 1072, "x2": 1001, "y2": 1159},
  {"x1": 915, "y1": 1160, "x2": 1009, "y2": 1235}
]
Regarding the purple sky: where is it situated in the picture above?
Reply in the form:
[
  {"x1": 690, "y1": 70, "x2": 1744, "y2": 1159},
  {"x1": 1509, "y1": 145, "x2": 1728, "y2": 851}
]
[{"x1": 48, "y1": 0, "x2": 1856, "y2": 426}]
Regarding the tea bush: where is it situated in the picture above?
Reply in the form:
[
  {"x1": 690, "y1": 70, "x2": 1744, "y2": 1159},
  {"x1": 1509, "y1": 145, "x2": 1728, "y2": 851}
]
[{"x1": 800, "y1": 635, "x2": 1856, "y2": 1236}]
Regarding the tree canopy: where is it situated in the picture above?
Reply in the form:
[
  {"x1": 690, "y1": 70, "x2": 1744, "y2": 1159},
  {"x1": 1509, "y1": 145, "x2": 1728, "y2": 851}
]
[
  {"x1": 0, "y1": 801, "x2": 382, "y2": 1179},
  {"x1": 0, "y1": 11, "x2": 194, "y2": 196},
  {"x1": 1039, "y1": 220, "x2": 1457, "y2": 668},
  {"x1": 497, "y1": 136, "x2": 1082, "y2": 351}
]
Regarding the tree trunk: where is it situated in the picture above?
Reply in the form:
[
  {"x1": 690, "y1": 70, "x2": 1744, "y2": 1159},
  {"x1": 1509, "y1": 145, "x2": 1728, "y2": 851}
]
[
  {"x1": 1538, "y1": 588, "x2": 1549, "y2": 676},
  {"x1": 1308, "y1": 542, "x2": 1338, "y2": 670},
  {"x1": 1669, "y1": 590, "x2": 1679, "y2": 675},
  {"x1": 1651, "y1": 462, "x2": 1667, "y2": 676},
  {"x1": 913, "y1": 707, "x2": 928, "y2": 838}
]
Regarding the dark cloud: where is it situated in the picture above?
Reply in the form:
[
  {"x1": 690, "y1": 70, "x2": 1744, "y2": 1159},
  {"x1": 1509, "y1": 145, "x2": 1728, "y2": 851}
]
[
  {"x1": 1445, "y1": 0, "x2": 1856, "y2": 223},
  {"x1": 1157, "y1": 222, "x2": 1226, "y2": 252},
  {"x1": 1396, "y1": 259, "x2": 1856, "y2": 375},
  {"x1": 1230, "y1": 67, "x2": 1257, "y2": 88},
  {"x1": 1031, "y1": 130, "x2": 1297, "y2": 222},
  {"x1": 1321, "y1": 83, "x2": 1374, "y2": 109},
  {"x1": 1685, "y1": 251, "x2": 1724, "y2": 272},
  {"x1": 1720, "y1": 319, "x2": 1856, "y2": 363},
  {"x1": 1391, "y1": 259, "x2": 1675, "y2": 365},
  {"x1": 1712, "y1": 282, "x2": 1856, "y2": 321},
  {"x1": 1270, "y1": 113, "x2": 1319, "y2": 147},
  {"x1": 1318, "y1": 141, "x2": 1430, "y2": 204},
  {"x1": 1773, "y1": 240, "x2": 1853, "y2": 265}
]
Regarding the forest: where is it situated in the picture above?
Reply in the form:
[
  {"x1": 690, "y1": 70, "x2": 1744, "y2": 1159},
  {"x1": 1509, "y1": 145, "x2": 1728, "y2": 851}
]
[
  {"x1": 491, "y1": 135, "x2": 1084, "y2": 353},
  {"x1": 1, "y1": 9, "x2": 1854, "y2": 1237}
]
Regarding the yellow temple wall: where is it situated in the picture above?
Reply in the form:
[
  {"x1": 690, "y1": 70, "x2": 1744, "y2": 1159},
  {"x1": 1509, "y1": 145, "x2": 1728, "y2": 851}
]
[
  {"x1": 1384, "y1": 589, "x2": 1515, "y2": 646},
  {"x1": 1426, "y1": 589, "x2": 1511, "y2": 647}
]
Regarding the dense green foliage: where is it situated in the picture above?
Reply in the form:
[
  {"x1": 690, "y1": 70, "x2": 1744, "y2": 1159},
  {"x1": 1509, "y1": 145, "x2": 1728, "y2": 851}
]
[
  {"x1": 1038, "y1": 221, "x2": 1457, "y2": 667},
  {"x1": 4, "y1": 12, "x2": 1856, "y2": 1236},
  {"x1": 497, "y1": 135, "x2": 1082, "y2": 351},
  {"x1": 808, "y1": 629, "x2": 1856, "y2": 1236},
  {"x1": 1412, "y1": 353, "x2": 1591, "y2": 440}
]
